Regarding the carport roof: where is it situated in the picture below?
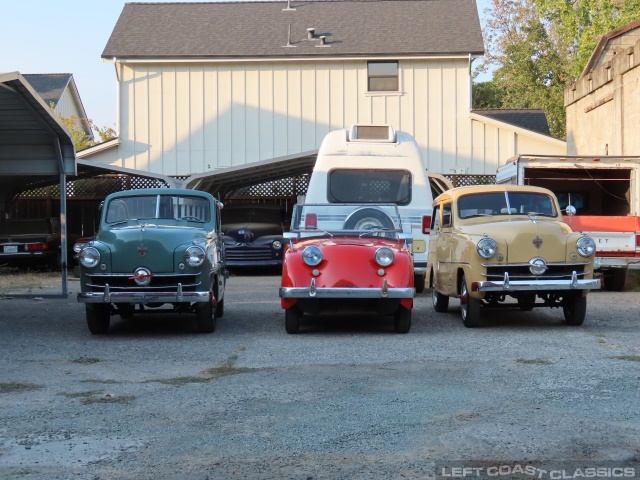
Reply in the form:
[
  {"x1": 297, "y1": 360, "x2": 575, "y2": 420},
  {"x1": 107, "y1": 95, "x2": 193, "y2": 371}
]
[
  {"x1": 184, "y1": 150, "x2": 318, "y2": 198},
  {"x1": 0, "y1": 72, "x2": 76, "y2": 202}
]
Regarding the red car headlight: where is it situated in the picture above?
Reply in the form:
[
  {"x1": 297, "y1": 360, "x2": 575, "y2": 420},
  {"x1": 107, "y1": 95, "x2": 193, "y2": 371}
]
[
  {"x1": 302, "y1": 246, "x2": 322, "y2": 266},
  {"x1": 375, "y1": 247, "x2": 394, "y2": 267}
]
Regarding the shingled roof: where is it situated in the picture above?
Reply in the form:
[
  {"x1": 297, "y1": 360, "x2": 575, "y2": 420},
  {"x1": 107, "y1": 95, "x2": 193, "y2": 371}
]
[
  {"x1": 22, "y1": 74, "x2": 72, "y2": 108},
  {"x1": 472, "y1": 109, "x2": 551, "y2": 136},
  {"x1": 103, "y1": 0, "x2": 484, "y2": 59}
]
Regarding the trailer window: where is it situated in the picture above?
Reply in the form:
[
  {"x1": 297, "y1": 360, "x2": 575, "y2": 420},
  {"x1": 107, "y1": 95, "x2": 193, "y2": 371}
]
[{"x1": 328, "y1": 169, "x2": 411, "y2": 205}]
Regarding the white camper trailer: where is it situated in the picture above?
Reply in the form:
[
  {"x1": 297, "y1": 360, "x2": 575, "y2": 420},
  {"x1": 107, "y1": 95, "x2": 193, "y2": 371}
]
[{"x1": 304, "y1": 125, "x2": 434, "y2": 292}]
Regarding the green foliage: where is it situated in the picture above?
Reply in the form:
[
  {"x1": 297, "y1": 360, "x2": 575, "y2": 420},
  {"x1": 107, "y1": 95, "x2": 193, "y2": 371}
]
[
  {"x1": 472, "y1": 80, "x2": 505, "y2": 109},
  {"x1": 48, "y1": 101, "x2": 117, "y2": 152},
  {"x1": 477, "y1": 0, "x2": 640, "y2": 140}
]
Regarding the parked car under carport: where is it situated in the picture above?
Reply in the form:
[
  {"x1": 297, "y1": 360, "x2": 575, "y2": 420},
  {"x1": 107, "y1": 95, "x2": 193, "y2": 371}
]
[{"x1": 222, "y1": 204, "x2": 286, "y2": 269}]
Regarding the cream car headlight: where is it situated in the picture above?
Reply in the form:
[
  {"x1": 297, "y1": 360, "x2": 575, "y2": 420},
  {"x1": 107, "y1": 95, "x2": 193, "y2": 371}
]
[
  {"x1": 375, "y1": 247, "x2": 394, "y2": 267},
  {"x1": 79, "y1": 246, "x2": 100, "y2": 268},
  {"x1": 184, "y1": 245, "x2": 206, "y2": 267},
  {"x1": 577, "y1": 236, "x2": 596, "y2": 257},
  {"x1": 477, "y1": 238, "x2": 498, "y2": 259},
  {"x1": 302, "y1": 246, "x2": 323, "y2": 266}
]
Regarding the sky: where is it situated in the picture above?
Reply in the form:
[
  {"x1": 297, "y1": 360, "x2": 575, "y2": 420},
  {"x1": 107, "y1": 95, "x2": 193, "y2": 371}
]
[{"x1": 2, "y1": 0, "x2": 493, "y2": 133}]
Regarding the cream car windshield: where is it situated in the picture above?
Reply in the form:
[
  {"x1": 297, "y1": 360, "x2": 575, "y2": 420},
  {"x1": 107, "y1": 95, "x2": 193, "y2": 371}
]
[
  {"x1": 105, "y1": 195, "x2": 211, "y2": 224},
  {"x1": 458, "y1": 192, "x2": 557, "y2": 219}
]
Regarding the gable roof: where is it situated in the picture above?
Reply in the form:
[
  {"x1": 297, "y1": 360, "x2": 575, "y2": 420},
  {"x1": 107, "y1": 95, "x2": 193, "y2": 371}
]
[
  {"x1": 581, "y1": 19, "x2": 640, "y2": 78},
  {"x1": 22, "y1": 73, "x2": 73, "y2": 107},
  {"x1": 23, "y1": 73, "x2": 93, "y2": 139},
  {"x1": 472, "y1": 109, "x2": 551, "y2": 136},
  {"x1": 103, "y1": 0, "x2": 484, "y2": 60}
]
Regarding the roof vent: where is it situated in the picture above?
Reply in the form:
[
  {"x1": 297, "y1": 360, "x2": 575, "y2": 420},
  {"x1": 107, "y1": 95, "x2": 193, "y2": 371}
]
[
  {"x1": 283, "y1": 24, "x2": 296, "y2": 48},
  {"x1": 282, "y1": 0, "x2": 296, "y2": 11},
  {"x1": 317, "y1": 36, "x2": 327, "y2": 47},
  {"x1": 306, "y1": 28, "x2": 315, "y2": 39},
  {"x1": 348, "y1": 124, "x2": 396, "y2": 143}
]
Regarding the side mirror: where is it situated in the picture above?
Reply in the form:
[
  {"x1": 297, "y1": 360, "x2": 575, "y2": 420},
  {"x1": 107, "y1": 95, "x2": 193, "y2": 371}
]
[{"x1": 565, "y1": 205, "x2": 576, "y2": 217}]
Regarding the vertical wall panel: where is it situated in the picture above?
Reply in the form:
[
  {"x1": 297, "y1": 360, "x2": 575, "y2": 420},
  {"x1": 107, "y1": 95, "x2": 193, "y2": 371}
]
[
  {"x1": 120, "y1": 66, "x2": 135, "y2": 169},
  {"x1": 301, "y1": 63, "x2": 317, "y2": 150},
  {"x1": 273, "y1": 65, "x2": 288, "y2": 158},
  {"x1": 315, "y1": 68, "x2": 330, "y2": 147},
  {"x1": 217, "y1": 67, "x2": 232, "y2": 167},
  {"x1": 329, "y1": 66, "x2": 343, "y2": 131},
  {"x1": 441, "y1": 61, "x2": 457, "y2": 172},
  {"x1": 189, "y1": 66, "x2": 205, "y2": 174},
  {"x1": 287, "y1": 65, "x2": 302, "y2": 154},
  {"x1": 456, "y1": 64, "x2": 472, "y2": 172},
  {"x1": 175, "y1": 66, "x2": 191, "y2": 174},
  {"x1": 148, "y1": 65, "x2": 163, "y2": 174},
  {"x1": 203, "y1": 65, "x2": 218, "y2": 171},
  {"x1": 231, "y1": 66, "x2": 246, "y2": 166},
  {"x1": 160, "y1": 67, "x2": 177, "y2": 175},
  {"x1": 343, "y1": 62, "x2": 358, "y2": 128},
  {"x1": 427, "y1": 61, "x2": 443, "y2": 172},
  {"x1": 134, "y1": 66, "x2": 150, "y2": 171},
  {"x1": 399, "y1": 61, "x2": 414, "y2": 135},
  {"x1": 245, "y1": 64, "x2": 261, "y2": 164},
  {"x1": 258, "y1": 65, "x2": 274, "y2": 159}
]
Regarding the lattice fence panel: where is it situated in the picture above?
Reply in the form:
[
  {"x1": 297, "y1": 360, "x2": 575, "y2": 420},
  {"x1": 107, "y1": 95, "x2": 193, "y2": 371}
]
[
  {"x1": 445, "y1": 174, "x2": 496, "y2": 188},
  {"x1": 232, "y1": 174, "x2": 310, "y2": 197},
  {"x1": 17, "y1": 175, "x2": 176, "y2": 199}
]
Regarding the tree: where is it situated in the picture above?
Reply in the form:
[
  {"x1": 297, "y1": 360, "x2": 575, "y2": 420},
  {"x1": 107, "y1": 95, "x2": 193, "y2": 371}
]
[
  {"x1": 476, "y1": 0, "x2": 640, "y2": 140},
  {"x1": 49, "y1": 101, "x2": 117, "y2": 152},
  {"x1": 472, "y1": 80, "x2": 505, "y2": 109}
]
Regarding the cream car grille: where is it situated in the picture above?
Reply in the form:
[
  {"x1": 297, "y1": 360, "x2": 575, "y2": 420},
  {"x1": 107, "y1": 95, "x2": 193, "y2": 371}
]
[{"x1": 483, "y1": 263, "x2": 589, "y2": 280}]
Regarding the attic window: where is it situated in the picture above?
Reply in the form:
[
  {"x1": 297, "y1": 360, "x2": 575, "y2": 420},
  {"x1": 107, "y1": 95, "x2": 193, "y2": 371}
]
[{"x1": 367, "y1": 61, "x2": 398, "y2": 92}]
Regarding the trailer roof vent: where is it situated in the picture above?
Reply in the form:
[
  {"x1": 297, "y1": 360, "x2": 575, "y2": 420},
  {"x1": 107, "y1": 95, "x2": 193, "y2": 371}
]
[{"x1": 348, "y1": 124, "x2": 396, "y2": 143}]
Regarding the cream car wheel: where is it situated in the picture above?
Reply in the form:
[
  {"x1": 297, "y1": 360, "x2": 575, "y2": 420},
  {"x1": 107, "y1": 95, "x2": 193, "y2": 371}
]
[{"x1": 460, "y1": 274, "x2": 481, "y2": 328}]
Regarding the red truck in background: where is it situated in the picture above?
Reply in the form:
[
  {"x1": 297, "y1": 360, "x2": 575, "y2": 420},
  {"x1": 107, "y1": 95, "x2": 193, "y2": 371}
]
[{"x1": 496, "y1": 154, "x2": 640, "y2": 291}]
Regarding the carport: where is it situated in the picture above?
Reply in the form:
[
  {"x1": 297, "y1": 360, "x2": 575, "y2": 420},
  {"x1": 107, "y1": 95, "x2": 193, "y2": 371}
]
[
  {"x1": 184, "y1": 151, "x2": 318, "y2": 200},
  {"x1": 0, "y1": 72, "x2": 76, "y2": 297}
]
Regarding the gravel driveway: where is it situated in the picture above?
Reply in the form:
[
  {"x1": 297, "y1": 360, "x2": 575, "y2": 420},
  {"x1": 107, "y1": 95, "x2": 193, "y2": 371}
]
[{"x1": 1, "y1": 274, "x2": 639, "y2": 479}]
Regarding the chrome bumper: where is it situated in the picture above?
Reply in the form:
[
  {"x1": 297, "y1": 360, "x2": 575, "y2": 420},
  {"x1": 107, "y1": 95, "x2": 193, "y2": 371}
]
[
  {"x1": 475, "y1": 272, "x2": 601, "y2": 292},
  {"x1": 77, "y1": 283, "x2": 210, "y2": 304},
  {"x1": 594, "y1": 256, "x2": 640, "y2": 270},
  {"x1": 280, "y1": 278, "x2": 414, "y2": 299}
]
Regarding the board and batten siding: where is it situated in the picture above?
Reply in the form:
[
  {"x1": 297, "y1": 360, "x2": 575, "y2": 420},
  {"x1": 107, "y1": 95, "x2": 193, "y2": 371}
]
[{"x1": 107, "y1": 58, "x2": 564, "y2": 176}]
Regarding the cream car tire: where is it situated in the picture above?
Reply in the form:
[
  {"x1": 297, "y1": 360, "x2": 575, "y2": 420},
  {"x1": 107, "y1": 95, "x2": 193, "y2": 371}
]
[
  {"x1": 432, "y1": 285, "x2": 449, "y2": 313},
  {"x1": 460, "y1": 274, "x2": 481, "y2": 328},
  {"x1": 563, "y1": 293, "x2": 587, "y2": 326}
]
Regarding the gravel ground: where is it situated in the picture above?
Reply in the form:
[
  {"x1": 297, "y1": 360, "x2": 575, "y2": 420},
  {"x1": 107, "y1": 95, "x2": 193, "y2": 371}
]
[{"x1": 0, "y1": 274, "x2": 639, "y2": 479}]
